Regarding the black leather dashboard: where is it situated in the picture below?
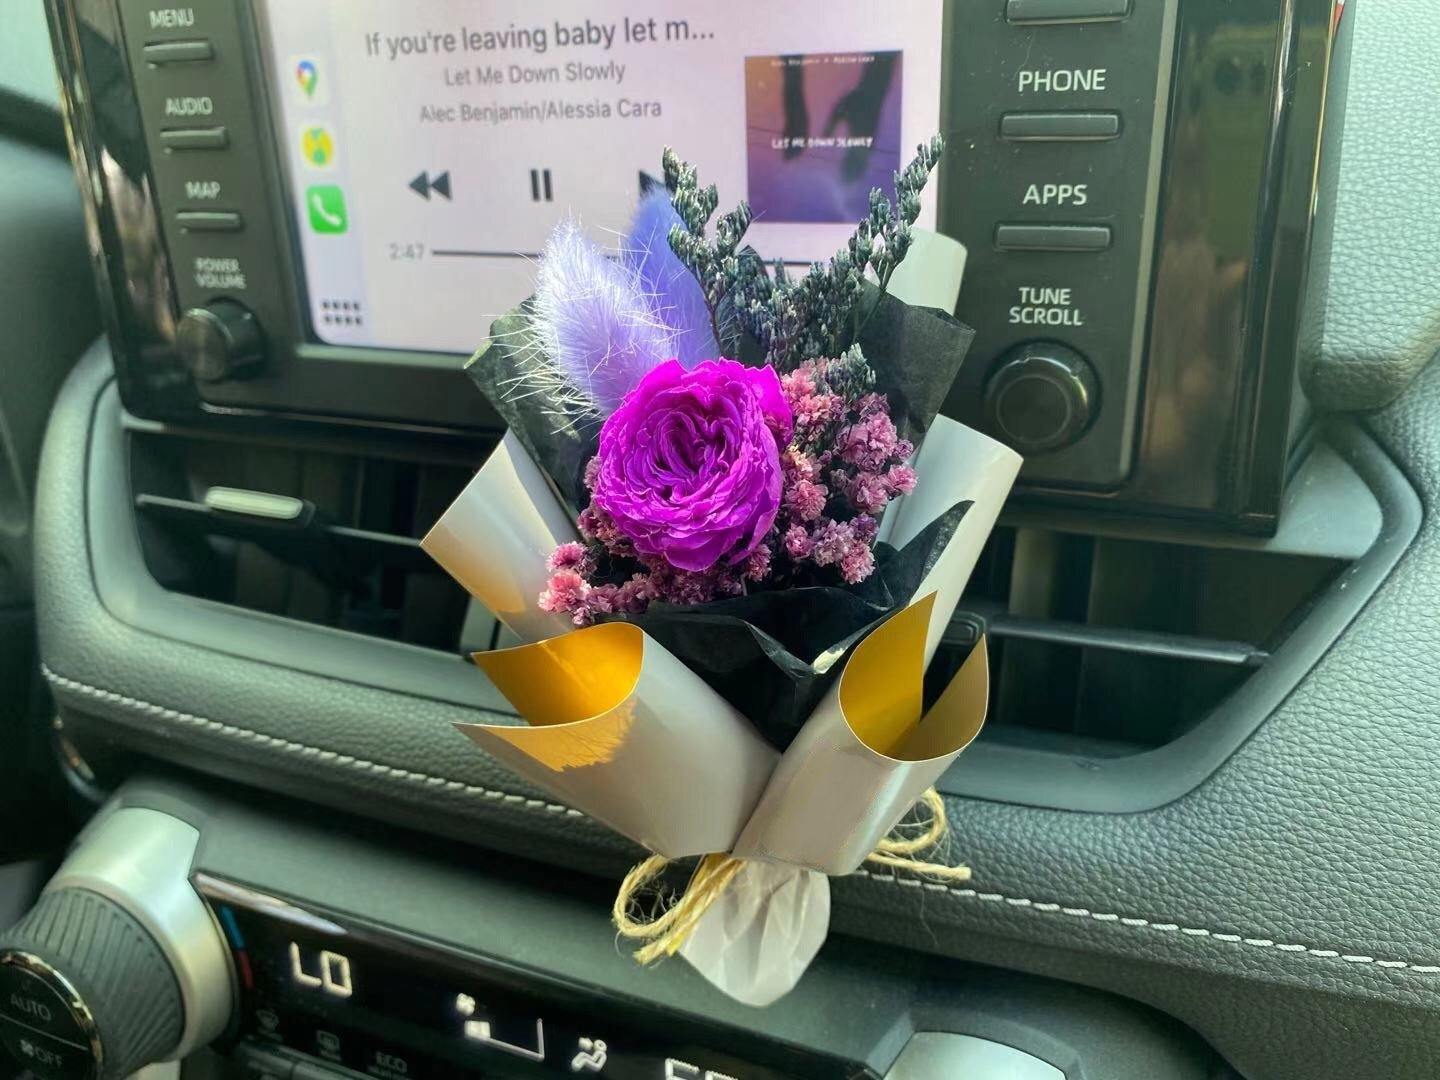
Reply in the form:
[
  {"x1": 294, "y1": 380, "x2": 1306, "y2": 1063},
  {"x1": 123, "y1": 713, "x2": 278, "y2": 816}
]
[{"x1": 34, "y1": 1, "x2": 1440, "y2": 1077}]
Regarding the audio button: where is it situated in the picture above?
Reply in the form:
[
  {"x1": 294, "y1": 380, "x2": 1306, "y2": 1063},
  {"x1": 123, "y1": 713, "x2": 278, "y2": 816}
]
[{"x1": 160, "y1": 127, "x2": 229, "y2": 151}]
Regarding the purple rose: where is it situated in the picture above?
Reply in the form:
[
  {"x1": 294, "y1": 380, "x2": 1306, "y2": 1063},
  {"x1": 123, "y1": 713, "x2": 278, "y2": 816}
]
[{"x1": 589, "y1": 359, "x2": 793, "y2": 572}]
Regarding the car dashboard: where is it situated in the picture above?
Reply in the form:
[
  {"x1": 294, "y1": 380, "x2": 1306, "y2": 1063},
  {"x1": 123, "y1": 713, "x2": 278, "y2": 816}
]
[{"x1": 4, "y1": 0, "x2": 1440, "y2": 1078}]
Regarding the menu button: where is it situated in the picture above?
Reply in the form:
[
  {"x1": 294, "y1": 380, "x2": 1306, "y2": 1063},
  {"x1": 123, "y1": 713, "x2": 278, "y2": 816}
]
[{"x1": 142, "y1": 40, "x2": 213, "y2": 64}]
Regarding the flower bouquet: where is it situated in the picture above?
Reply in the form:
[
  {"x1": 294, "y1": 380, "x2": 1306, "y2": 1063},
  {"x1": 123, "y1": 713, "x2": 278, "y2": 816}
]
[{"x1": 423, "y1": 138, "x2": 1021, "y2": 1005}]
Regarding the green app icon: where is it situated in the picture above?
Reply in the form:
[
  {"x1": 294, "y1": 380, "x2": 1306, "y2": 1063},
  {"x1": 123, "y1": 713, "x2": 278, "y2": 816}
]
[{"x1": 306, "y1": 184, "x2": 348, "y2": 234}]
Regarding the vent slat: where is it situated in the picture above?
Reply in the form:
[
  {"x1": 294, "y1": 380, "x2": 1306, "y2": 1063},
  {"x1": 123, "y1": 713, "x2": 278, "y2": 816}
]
[{"x1": 129, "y1": 429, "x2": 487, "y2": 653}]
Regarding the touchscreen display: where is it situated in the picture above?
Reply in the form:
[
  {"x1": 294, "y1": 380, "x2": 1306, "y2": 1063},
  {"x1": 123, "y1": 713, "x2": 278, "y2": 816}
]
[{"x1": 255, "y1": 1, "x2": 945, "y2": 354}]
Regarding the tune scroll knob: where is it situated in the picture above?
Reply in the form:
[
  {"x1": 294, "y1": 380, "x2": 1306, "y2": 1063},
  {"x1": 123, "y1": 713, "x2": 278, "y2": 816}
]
[
  {"x1": 983, "y1": 341, "x2": 1098, "y2": 454},
  {"x1": 176, "y1": 299, "x2": 265, "y2": 384}
]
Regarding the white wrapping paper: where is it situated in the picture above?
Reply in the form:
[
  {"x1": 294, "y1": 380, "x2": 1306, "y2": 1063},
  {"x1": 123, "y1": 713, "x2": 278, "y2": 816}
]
[
  {"x1": 882, "y1": 415, "x2": 1023, "y2": 662},
  {"x1": 421, "y1": 431, "x2": 578, "y2": 643},
  {"x1": 458, "y1": 622, "x2": 778, "y2": 860},
  {"x1": 884, "y1": 229, "x2": 968, "y2": 312},
  {"x1": 730, "y1": 596, "x2": 989, "y2": 875}
]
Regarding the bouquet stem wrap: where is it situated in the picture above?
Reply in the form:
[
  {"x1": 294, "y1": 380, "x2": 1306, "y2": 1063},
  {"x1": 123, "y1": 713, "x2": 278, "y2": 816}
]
[{"x1": 613, "y1": 785, "x2": 968, "y2": 963}]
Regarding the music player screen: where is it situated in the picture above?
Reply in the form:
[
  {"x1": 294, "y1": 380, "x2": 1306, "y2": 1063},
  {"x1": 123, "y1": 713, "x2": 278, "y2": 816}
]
[{"x1": 254, "y1": 0, "x2": 945, "y2": 354}]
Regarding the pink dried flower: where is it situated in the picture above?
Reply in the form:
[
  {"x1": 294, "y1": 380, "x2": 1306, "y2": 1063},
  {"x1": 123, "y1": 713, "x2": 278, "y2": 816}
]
[
  {"x1": 616, "y1": 573, "x2": 659, "y2": 614},
  {"x1": 783, "y1": 447, "x2": 819, "y2": 484},
  {"x1": 582, "y1": 583, "x2": 620, "y2": 619},
  {"x1": 743, "y1": 544, "x2": 772, "y2": 582},
  {"x1": 837, "y1": 411, "x2": 901, "y2": 473},
  {"x1": 851, "y1": 514, "x2": 879, "y2": 544},
  {"x1": 546, "y1": 541, "x2": 591, "y2": 573},
  {"x1": 790, "y1": 391, "x2": 845, "y2": 433},
  {"x1": 783, "y1": 524, "x2": 813, "y2": 560},
  {"x1": 578, "y1": 502, "x2": 635, "y2": 556},
  {"x1": 539, "y1": 569, "x2": 591, "y2": 623},
  {"x1": 780, "y1": 367, "x2": 818, "y2": 398},
  {"x1": 785, "y1": 479, "x2": 828, "y2": 522},
  {"x1": 885, "y1": 463, "x2": 918, "y2": 497},
  {"x1": 839, "y1": 544, "x2": 875, "y2": 584},
  {"x1": 810, "y1": 520, "x2": 855, "y2": 567},
  {"x1": 846, "y1": 472, "x2": 891, "y2": 514}
]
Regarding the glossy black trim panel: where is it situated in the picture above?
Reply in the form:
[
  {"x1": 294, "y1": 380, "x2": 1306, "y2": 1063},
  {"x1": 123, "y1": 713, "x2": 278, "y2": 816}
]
[{"x1": 1010, "y1": 0, "x2": 1333, "y2": 529}]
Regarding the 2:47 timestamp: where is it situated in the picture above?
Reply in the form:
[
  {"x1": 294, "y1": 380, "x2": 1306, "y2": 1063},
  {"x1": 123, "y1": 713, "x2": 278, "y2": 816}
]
[{"x1": 388, "y1": 241, "x2": 426, "y2": 261}]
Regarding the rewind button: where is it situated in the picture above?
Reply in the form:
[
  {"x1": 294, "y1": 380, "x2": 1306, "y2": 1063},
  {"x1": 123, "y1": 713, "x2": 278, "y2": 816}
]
[{"x1": 408, "y1": 170, "x2": 452, "y2": 201}]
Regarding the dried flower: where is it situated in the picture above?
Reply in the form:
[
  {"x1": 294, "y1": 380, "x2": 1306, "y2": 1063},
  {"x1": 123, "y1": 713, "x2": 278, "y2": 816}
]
[{"x1": 590, "y1": 359, "x2": 792, "y2": 572}]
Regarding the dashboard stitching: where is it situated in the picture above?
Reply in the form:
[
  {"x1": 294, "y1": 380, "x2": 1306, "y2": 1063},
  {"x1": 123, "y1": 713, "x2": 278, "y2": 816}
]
[
  {"x1": 853, "y1": 870, "x2": 1440, "y2": 975},
  {"x1": 40, "y1": 665, "x2": 586, "y2": 819},
  {"x1": 44, "y1": 664, "x2": 1440, "y2": 978}
]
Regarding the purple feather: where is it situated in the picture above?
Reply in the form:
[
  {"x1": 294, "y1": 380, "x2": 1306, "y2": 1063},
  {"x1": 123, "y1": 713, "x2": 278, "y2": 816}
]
[
  {"x1": 533, "y1": 218, "x2": 673, "y2": 415},
  {"x1": 624, "y1": 189, "x2": 719, "y2": 368}
]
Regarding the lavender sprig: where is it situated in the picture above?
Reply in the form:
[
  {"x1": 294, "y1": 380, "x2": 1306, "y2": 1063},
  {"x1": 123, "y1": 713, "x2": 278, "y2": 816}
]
[{"x1": 663, "y1": 137, "x2": 945, "y2": 371}]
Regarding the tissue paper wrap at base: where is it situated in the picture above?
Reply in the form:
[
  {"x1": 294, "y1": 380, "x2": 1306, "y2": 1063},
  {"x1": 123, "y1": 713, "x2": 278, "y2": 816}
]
[
  {"x1": 458, "y1": 622, "x2": 778, "y2": 859},
  {"x1": 679, "y1": 861, "x2": 831, "y2": 1009}
]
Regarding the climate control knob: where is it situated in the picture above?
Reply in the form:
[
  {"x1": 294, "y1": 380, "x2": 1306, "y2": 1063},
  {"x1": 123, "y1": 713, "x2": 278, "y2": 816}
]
[
  {"x1": 0, "y1": 890, "x2": 180, "y2": 1079},
  {"x1": 176, "y1": 299, "x2": 265, "y2": 384},
  {"x1": 0, "y1": 809, "x2": 233, "y2": 1079},
  {"x1": 983, "y1": 341, "x2": 1098, "y2": 454}
]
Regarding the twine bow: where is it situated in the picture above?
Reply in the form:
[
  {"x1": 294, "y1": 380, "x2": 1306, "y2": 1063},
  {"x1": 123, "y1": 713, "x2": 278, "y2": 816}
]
[{"x1": 612, "y1": 787, "x2": 968, "y2": 964}]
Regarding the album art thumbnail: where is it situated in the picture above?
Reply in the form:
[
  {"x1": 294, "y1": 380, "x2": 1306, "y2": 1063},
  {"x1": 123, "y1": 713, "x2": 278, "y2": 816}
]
[{"x1": 744, "y1": 50, "x2": 904, "y2": 224}]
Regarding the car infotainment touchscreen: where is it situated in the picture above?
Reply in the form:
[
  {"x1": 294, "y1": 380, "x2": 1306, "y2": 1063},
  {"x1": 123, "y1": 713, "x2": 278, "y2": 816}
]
[{"x1": 253, "y1": 0, "x2": 945, "y2": 353}]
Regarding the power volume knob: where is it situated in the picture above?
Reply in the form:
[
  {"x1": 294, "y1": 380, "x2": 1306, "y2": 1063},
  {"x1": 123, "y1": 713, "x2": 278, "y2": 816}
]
[
  {"x1": 176, "y1": 299, "x2": 265, "y2": 384},
  {"x1": 0, "y1": 890, "x2": 182, "y2": 1079},
  {"x1": 983, "y1": 341, "x2": 1098, "y2": 454}
]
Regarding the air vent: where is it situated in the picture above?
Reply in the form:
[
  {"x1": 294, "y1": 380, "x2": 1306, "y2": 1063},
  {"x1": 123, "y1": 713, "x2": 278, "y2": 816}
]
[
  {"x1": 929, "y1": 525, "x2": 1344, "y2": 755},
  {"x1": 127, "y1": 425, "x2": 497, "y2": 653},
  {"x1": 125, "y1": 419, "x2": 1382, "y2": 775}
]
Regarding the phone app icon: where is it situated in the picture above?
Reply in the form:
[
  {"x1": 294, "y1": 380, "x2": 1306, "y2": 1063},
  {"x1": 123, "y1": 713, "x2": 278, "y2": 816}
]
[
  {"x1": 301, "y1": 124, "x2": 335, "y2": 168},
  {"x1": 306, "y1": 185, "x2": 348, "y2": 234}
]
